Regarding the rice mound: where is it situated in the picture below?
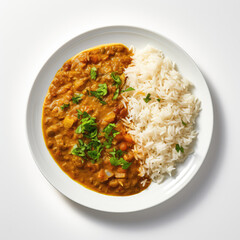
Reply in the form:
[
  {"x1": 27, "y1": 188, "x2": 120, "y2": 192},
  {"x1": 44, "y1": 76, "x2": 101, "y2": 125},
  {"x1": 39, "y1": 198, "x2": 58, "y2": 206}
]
[{"x1": 122, "y1": 45, "x2": 201, "y2": 183}]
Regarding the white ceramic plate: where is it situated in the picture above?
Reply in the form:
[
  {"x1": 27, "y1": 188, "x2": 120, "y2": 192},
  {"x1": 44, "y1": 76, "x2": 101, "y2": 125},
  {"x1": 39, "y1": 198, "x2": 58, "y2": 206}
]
[{"x1": 26, "y1": 26, "x2": 213, "y2": 213}]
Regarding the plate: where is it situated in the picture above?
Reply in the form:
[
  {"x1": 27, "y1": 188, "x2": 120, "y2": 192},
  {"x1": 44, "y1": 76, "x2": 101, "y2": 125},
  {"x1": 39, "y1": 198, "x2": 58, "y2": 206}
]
[{"x1": 26, "y1": 26, "x2": 213, "y2": 213}]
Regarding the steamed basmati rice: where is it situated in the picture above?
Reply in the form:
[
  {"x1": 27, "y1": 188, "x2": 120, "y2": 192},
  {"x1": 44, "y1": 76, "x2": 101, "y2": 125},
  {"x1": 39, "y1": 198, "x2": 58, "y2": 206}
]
[{"x1": 122, "y1": 45, "x2": 201, "y2": 183}]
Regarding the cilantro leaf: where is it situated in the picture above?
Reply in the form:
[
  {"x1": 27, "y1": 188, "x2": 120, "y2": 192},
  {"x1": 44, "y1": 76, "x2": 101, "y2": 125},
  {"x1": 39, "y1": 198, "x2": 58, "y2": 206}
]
[
  {"x1": 75, "y1": 112, "x2": 97, "y2": 136},
  {"x1": 60, "y1": 103, "x2": 70, "y2": 110},
  {"x1": 90, "y1": 83, "x2": 108, "y2": 104},
  {"x1": 119, "y1": 159, "x2": 132, "y2": 169},
  {"x1": 87, "y1": 137, "x2": 101, "y2": 149},
  {"x1": 112, "y1": 129, "x2": 119, "y2": 137},
  {"x1": 111, "y1": 72, "x2": 122, "y2": 86},
  {"x1": 86, "y1": 137, "x2": 103, "y2": 162},
  {"x1": 176, "y1": 144, "x2": 184, "y2": 153},
  {"x1": 182, "y1": 120, "x2": 187, "y2": 126},
  {"x1": 72, "y1": 112, "x2": 105, "y2": 163},
  {"x1": 102, "y1": 123, "x2": 119, "y2": 149},
  {"x1": 113, "y1": 88, "x2": 119, "y2": 100},
  {"x1": 82, "y1": 111, "x2": 91, "y2": 118},
  {"x1": 143, "y1": 93, "x2": 151, "y2": 103},
  {"x1": 121, "y1": 87, "x2": 135, "y2": 93},
  {"x1": 99, "y1": 100, "x2": 107, "y2": 105},
  {"x1": 109, "y1": 149, "x2": 124, "y2": 158},
  {"x1": 71, "y1": 139, "x2": 88, "y2": 160},
  {"x1": 90, "y1": 67, "x2": 97, "y2": 80},
  {"x1": 72, "y1": 93, "x2": 83, "y2": 104},
  {"x1": 103, "y1": 123, "x2": 117, "y2": 138},
  {"x1": 87, "y1": 148, "x2": 102, "y2": 162},
  {"x1": 103, "y1": 137, "x2": 114, "y2": 149},
  {"x1": 77, "y1": 109, "x2": 83, "y2": 119},
  {"x1": 157, "y1": 98, "x2": 161, "y2": 102},
  {"x1": 109, "y1": 149, "x2": 132, "y2": 169}
]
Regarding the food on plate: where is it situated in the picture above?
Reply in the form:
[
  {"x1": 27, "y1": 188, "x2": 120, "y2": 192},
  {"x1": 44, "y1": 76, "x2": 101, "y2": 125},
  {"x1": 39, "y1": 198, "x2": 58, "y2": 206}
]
[
  {"x1": 42, "y1": 44, "x2": 151, "y2": 196},
  {"x1": 42, "y1": 43, "x2": 200, "y2": 196},
  {"x1": 122, "y1": 46, "x2": 201, "y2": 183}
]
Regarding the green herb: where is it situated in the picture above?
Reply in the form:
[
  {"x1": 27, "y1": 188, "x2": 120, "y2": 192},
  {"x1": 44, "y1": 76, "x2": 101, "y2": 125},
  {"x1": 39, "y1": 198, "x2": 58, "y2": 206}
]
[
  {"x1": 182, "y1": 120, "x2": 187, "y2": 126},
  {"x1": 87, "y1": 139, "x2": 103, "y2": 162},
  {"x1": 103, "y1": 123, "x2": 118, "y2": 138},
  {"x1": 99, "y1": 100, "x2": 107, "y2": 105},
  {"x1": 102, "y1": 123, "x2": 119, "y2": 149},
  {"x1": 85, "y1": 128, "x2": 98, "y2": 139},
  {"x1": 77, "y1": 109, "x2": 83, "y2": 119},
  {"x1": 176, "y1": 144, "x2": 184, "y2": 153},
  {"x1": 60, "y1": 103, "x2": 70, "y2": 110},
  {"x1": 90, "y1": 83, "x2": 108, "y2": 104},
  {"x1": 90, "y1": 67, "x2": 97, "y2": 80},
  {"x1": 111, "y1": 72, "x2": 122, "y2": 86},
  {"x1": 73, "y1": 112, "x2": 104, "y2": 163},
  {"x1": 72, "y1": 93, "x2": 83, "y2": 104},
  {"x1": 87, "y1": 137, "x2": 101, "y2": 149},
  {"x1": 82, "y1": 111, "x2": 90, "y2": 118},
  {"x1": 111, "y1": 73, "x2": 122, "y2": 100},
  {"x1": 87, "y1": 149, "x2": 102, "y2": 162},
  {"x1": 71, "y1": 137, "x2": 103, "y2": 163},
  {"x1": 103, "y1": 139, "x2": 113, "y2": 149},
  {"x1": 121, "y1": 87, "x2": 135, "y2": 93},
  {"x1": 143, "y1": 93, "x2": 151, "y2": 103},
  {"x1": 113, "y1": 88, "x2": 119, "y2": 100},
  {"x1": 102, "y1": 135, "x2": 116, "y2": 149},
  {"x1": 112, "y1": 130, "x2": 119, "y2": 137},
  {"x1": 109, "y1": 149, "x2": 132, "y2": 169},
  {"x1": 115, "y1": 149, "x2": 124, "y2": 158},
  {"x1": 157, "y1": 98, "x2": 161, "y2": 102},
  {"x1": 71, "y1": 139, "x2": 88, "y2": 160},
  {"x1": 75, "y1": 112, "x2": 97, "y2": 136}
]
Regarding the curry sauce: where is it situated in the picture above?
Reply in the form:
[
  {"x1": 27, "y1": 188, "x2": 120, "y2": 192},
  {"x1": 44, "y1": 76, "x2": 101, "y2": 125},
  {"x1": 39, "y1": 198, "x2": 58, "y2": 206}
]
[{"x1": 42, "y1": 44, "x2": 151, "y2": 196}]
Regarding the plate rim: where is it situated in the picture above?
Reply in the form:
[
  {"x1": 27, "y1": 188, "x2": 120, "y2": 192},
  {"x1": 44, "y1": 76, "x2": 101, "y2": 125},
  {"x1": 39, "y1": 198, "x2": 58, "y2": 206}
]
[{"x1": 26, "y1": 25, "x2": 214, "y2": 213}]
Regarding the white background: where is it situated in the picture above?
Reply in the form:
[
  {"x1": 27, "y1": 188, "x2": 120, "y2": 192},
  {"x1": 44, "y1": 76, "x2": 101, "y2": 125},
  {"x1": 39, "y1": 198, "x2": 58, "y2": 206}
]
[{"x1": 0, "y1": 0, "x2": 239, "y2": 239}]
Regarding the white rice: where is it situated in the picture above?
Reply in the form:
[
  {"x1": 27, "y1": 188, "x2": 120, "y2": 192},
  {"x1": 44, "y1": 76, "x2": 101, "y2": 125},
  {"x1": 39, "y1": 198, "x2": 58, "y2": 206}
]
[{"x1": 123, "y1": 45, "x2": 201, "y2": 183}]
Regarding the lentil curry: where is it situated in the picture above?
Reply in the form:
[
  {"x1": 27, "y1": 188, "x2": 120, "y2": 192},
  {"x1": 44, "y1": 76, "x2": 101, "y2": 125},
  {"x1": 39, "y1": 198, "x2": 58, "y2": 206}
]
[{"x1": 42, "y1": 43, "x2": 151, "y2": 196}]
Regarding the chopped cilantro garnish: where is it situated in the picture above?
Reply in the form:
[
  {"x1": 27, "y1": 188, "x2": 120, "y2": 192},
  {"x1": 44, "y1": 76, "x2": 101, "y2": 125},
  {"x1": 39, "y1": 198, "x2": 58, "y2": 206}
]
[
  {"x1": 109, "y1": 149, "x2": 132, "y2": 169},
  {"x1": 113, "y1": 88, "x2": 119, "y2": 100},
  {"x1": 143, "y1": 93, "x2": 151, "y2": 103},
  {"x1": 121, "y1": 87, "x2": 135, "y2": 93},
  {"x1": 72, "y1": 93, "x2": 83, "y2": 104},
  {"x1": 182, "y1": 120, "x2": 187, "y2": 126},
  {"x1": 75, "y1": 112, "x2": 97, "y2": 136},
  {"x1": 103, "y1": 123, "x2": 118, "y2": 138},
  {"x1": 73, "y1": 112, "x2": 104, "y2": 163},
  {"x1": 111, "y1": 72, "x2": 123, "y2": 100},
  {"x1": 77, "y1": 109, "x2": 83, "y2": 119},
  {"x1": 87, "y1": 137, "x2": 101, "y2": 148},
  {"x1": 176, "y1": 144, "x2": 184, "y2": 153},
  {"x1": 90, "y1": 67, "x2": 97, "y2": 80},
  {"x1": 111, "y1": 72, "x2": 122, "y2": 86},
  {"x1": 99, "y1": 100, "x2": 107, "y2": 105},
  {"x1": 157, "y1": 98, "x2": 161, "y2": 102},
  {"x1": 60, "y1": 103, "x2": 69, "y2": 110},
  {"x1": 87, "y1": 140, "x2": 103, "y2": 162},
  {"x1": 86, "y1": 136, "x2": 103, "y2": 162},
  {"x1": 103, "y1": 139, "x2": 113, "y2": 149},
  {"x1": 71, "y1": 139, "x2": 88, "y2": 160},
  {"x1": 71, "y1": 138, "x2": 103, "y2": 163},
  {"x1": 72, "y1": 113, "x2": 122, "y2": 164},
  {"x1": 102, "y1": 123, "x2": 119, "y2": 148},
  {"x1": 90, "y1": 83, "x2": 108, "y2": 104},
  {"x1": 82, "y1": 111, "x2": 91, "y2": 118},
  {"x1": 87, "y1": 150, "x2": 102, "y2": 162}
]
